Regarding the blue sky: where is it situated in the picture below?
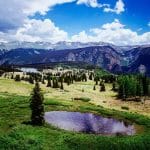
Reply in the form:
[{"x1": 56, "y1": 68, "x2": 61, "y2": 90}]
[
  {"x1": 0, "y1": 0, "x2": 150, "y2": 45},
  {"x1": 33, "y1": 0, "x2": 150, "y2": 35}
]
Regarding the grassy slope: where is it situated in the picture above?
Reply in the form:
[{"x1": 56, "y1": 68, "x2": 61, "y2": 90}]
[
  {"x1": 0, "y1": 78, "x2": 150, "y2": 150},
  {"x1": 0, "y1": 78, "x2": 150, "y2": 116}
]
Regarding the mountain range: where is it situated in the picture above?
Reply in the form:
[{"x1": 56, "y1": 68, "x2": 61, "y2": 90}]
[{"x1": 0, "y1": 41, "x2": 150, "y2": 75}]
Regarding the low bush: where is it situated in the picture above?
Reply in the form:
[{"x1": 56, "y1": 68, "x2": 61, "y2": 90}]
[
  {"x1": 121, "y1": 106, "x2": 129, "y2": 110},
  {"x1": 73, "y1": 97, "x2": 91, "y2": 102}
]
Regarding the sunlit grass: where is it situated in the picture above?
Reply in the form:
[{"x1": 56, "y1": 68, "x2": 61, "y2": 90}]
[
  {"x1": 0, "y1": 90, "x2": 149, "y2": 149},
  {"x1": 0, "y1": 77, "x2": 150, "y2": 116},
  {"x1": 0, "y1": 78, "x2": 33, "y2": 96},
  {"x1": 0, "y1": 77, "x2": 150, "y2": 149}
]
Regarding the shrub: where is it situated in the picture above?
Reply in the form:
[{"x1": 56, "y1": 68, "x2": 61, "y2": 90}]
[
  {"x1": 93, "y1": 85, "x2": 96, "y2": 90},
  {"x1": 74, "y1": 97, "x2": 91, "y2": 102},
  {"x1": 100, "y1": 84, "x2": 106, "y2": 92},
  {"x1": 121, "y1": 106, "x2": 129, "y2": 110},
  {"x1": 14, "y1": 75, "x2": 21, "y2": 82}
]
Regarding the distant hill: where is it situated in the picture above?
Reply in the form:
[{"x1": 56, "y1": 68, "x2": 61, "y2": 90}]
[
  {"x1": 127, "y1": 47, "x2": 150, "y2": 75},
  {"x1": 0, "y1": 46, "x2": 121, "y2": 70},
  {"x1": 0, "y1": 42, "x2": 150, "y2": 74}
]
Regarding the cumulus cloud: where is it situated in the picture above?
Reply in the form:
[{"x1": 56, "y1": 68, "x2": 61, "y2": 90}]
[
  {"x1": 71, "y1": 31, "x2": 94, "y2": 42},
  {"x1": 0, "y1": 19, "x2": 68, "y2": 43},
  {"x1": 71, "y1": 19, "x2": 150, "y2": 45},
  {"x1": 104, "y1": 0, "x2": 125, "y2": 14},
  {"x1": 0, "y1": 0, "x2": 75, "y2": 31},
  {"x1": 77, "y1": 0, "x2": 125, "y2": 14},
  {"x1": 0, "y1": 19, "x2": 150, "y2": 45},
  {"x1": 0, "y1": 0, "x2": 125, "y2": 32},
  {"x1": 0, "y1": 0, "x2": 123, "y2": 32},
  {"x1": 76, "y1": 0, "x2": 107, "y2": 8},
  {"x1": 101, "y1": 19, "x2": 125, "y2": 29},
  {"x1": 0, "y1": 0, "x2": 149, "y2": 45},
  {"x1": 23, "y1": 0, "x2": 76, "y2": 15}
]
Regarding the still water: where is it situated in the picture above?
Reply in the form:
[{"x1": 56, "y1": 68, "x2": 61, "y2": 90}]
[
  {"x1": 19, "y1": 67, "x2": 38, "y2": 73},
  {"x1": 45, "y1": 111, "x2": 136, "y2": 136}
]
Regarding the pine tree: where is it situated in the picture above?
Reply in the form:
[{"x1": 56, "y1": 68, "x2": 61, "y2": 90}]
[
  {"x1": 100, "y1": 83, "x2": 106, "y2": 92},
  {"x1": 136, "y1": 81, "x2": 143, "y2": 97},
  {"x1": 93, "y1": 85, "x2": 96, "y2": 90},
  {"x1": 21, "y1": 76, "x2": 25, "y2": 80},
  {"x1": 128, "y1": 76, "x2": 137, "y2": 97},
  {"x1": 11, "y1": 74, "x2": 14, "y2": 79},
  {"x1": 42, "y1": 78, "x2": 45, "y2": 84},
  {"x1": 67, "y1": 76, "x2": 70, "y2": 85},
  {"x1": 118, "y1": 76, "x2": 127, "y2": 99},
  {"x1": 30, "y1": 82, "x2": 44, "y2": 126},
  {"x1": 122, "y1": 84, "x2": 126, "y2": 100},
  {"x1": 142, "y1": 76, "x2": 149, "y2": 96},
  {"x1": 148, "y1": 85, "x2": 150, "y2": 97},
  {"x1": 52, "y1": 78, "x2": 59, "y2": 88},
  {"x1": 71, "y1": 75, "x2": 74, "y2": 83},
  {"x1": 94, "y1": 76, "x2": 99, "y2": 85},
  {"x1": 112, "y1": 82, "x2": 118, "y2": 91},
  {"x1": 47, "y1": 78, "x2": 51, "y2": 87},
  {"x1": 55, "y1": 79, "x2": 59, "y2": 88},
  {"x1": 99, "y1": 80, "x2": 104, "y2": 86},
  {"x1": 15, "y1": 74, "x2": 21, "y2": 82},
  {"x1": 60, "y1": 77, "x2": 64, "y2": 90},
  {"x1": 82, "y1": 73, "x2": 87, "y2": 82},
  {"x1": 117, "y1": 75, "x2": 142, "y2": 100},
  {"x1": 52, "y1": 78, "x2": 55, "y2": 88},
  {"x1": 29, "y1": 75, "x2": 34, "y2": 84},
  {"x1": 60, "y1": 81, "x2": 64, "y2": 90},
  {"x1": 89, "y1": 73, "x2": 93, "y2": 80}
]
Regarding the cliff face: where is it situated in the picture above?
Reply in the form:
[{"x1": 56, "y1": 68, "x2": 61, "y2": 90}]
[
  {"x1": 127, "y1": 47, "x2": 150, "y2": 75},
  {"x1": 0, "y1": 46, "x2": 122, "y2": 71},
  {"x1": 0, "y1": 45, "x2": 150, "y2": 74}
]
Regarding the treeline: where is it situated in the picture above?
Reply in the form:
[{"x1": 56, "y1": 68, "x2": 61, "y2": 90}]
[
  {"x1": 117, "y1": 75, "x2": 150, "y2": 101},
  {"x1": 0, "y1": 66, "x2": 20, "y2": 76},
  {"x1": 2, "y1": 68, "x2": 117, "y2": 93},
  {"x1": 4, "y1": 71, "x2": 89, "y2": 90},
  {"x1": 3, "y1": 67, "x2": 149, "y2": 101}
]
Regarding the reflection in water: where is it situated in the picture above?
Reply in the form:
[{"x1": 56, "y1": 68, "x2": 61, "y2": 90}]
[{"x1": 44, "y1": 111, "x2": 136, "y2": 135}]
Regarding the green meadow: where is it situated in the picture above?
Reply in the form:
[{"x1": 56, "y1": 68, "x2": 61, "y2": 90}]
[{"x1": 0, "y1": 77, "x2": 150, "y2": 150}]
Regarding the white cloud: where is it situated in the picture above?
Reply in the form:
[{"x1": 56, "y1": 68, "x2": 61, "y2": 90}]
[
  {"x1": 72, "y1": 31, "x2": 93, "y2": 42},
  {"x1": 104, "y1": 0, "x2": 125, "y2": 14},
  {"x1": 0, "y1": 0, "x2": 125, "y2": 32},
  {"x1": 23, "y1": 0, "x2": 76, "y2": 15},
  {"x1": 0, "y1": 19, "x2": 150, "y2": 45},
  {"x1": 77, "y1": 0, "x2": 103, "y2": 8},
  {"x1": 71, "y1": 19, "x2": 150, "y2": 45},
  {"x1": 101, "y1": 19, "x2": 125, "y2": 29},
  {"x1": 0, "y1": 0, "x2": 75, "y2": 31},
  {"x1": 77, "y1": 0, "x2": 125, "y2": 14},
  {"x1": 0, "y1": 19, "x2": 68, "y2": 43},
  {"x1": 0, "y1": 0, "x2": 149, "y2": 45}
]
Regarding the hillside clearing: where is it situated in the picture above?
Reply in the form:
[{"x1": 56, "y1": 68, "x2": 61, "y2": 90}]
[{"x1": 0, "y1": 77, "x2": 150, "y2": 116}]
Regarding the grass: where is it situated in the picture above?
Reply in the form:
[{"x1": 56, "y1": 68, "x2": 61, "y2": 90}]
[
  {"x1": 0, "y1": 78, "x2": 33, "y2": 96},
  {"x1": 0, "y1": 77, "x2": 150, "y2": 149},
  {"x1": 0, "y1": 77, "x2": 150, "y2": 116},
  {"x1": 0, "y1": 91, "x2": 150, "y2": 150},
  {"x1": 44, "y1": 98, "x2": 72, "y2": 106}
]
